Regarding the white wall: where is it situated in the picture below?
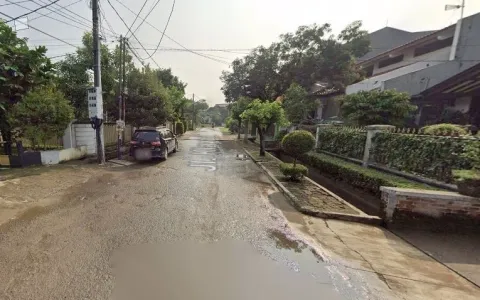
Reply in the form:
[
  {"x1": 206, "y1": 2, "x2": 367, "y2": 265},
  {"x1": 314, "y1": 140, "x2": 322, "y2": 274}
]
[
  {"x1": 347, "y1": 47, "x2": 451, "y2": 95},
  {"x1": 74, "y1": 124, "x2": 97, "y2": 155},
  {"x1": 372, "y1": 45, "x2": 452, "y2": 76}
]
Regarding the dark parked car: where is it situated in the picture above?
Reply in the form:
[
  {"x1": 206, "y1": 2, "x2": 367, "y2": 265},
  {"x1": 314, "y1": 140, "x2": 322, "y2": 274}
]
[{"x1": 130, "y1": 127, "x2": 178, "y2": 161}]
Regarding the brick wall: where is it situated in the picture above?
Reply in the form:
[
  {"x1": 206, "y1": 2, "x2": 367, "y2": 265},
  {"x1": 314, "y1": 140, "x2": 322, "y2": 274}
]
[{"x1": 380, "y1": 187, "x2": 480, "y2": 231}]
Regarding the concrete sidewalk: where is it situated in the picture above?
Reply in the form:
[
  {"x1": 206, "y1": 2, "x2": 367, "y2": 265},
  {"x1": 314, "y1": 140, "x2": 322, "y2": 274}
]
[
  {"x1": 286, "y1": 211, "x2": 480, "y2": 300},
  {"x1": 393, "y1": 229, "x2": 480, "y2": 287}
]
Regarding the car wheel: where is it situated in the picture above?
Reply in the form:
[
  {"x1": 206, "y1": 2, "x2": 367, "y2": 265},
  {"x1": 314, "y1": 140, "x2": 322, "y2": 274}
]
[
  {"x1": 173, "y1": 142, "x2": 178, "y2": 153},
  {"x1": 163, "y1": 147, "x2": 168, "y2": 160}
]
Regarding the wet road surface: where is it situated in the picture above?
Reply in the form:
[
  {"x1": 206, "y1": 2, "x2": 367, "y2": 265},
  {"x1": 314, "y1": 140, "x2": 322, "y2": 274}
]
[{"x1": 0, "y1": 128, "x2": 381, "y2": 299}]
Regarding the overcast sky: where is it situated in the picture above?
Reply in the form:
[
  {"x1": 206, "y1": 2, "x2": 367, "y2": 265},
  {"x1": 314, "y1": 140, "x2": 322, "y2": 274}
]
[{"x1": 3, "y1": 0, "x2": 480, "y2": 105}]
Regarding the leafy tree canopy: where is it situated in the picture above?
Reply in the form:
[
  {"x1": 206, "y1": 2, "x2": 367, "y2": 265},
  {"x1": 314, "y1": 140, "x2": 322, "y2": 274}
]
[
  {"x1": 282, "y1": 83, "x2": 313, "y2": 124},
  {"x1": 0, "y1": 21, "x2": 54, "y2": 146},
  {"x1": 9, "y1": 86, "x2": 74, "y2": 149},
  {"x1": 220, "y1": 21, "x2": 370, "y2": 103},
  {"x1": 341, "y1": 90, "x2": 417, "y2": 126},
  {"x1": 241, "y1": 99, "x2": 289, "y2": 156}
]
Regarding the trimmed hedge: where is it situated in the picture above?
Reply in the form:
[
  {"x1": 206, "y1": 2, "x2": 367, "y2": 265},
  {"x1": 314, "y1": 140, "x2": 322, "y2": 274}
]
[
  {"x1": 300, "y1": 152, "x2": 438, "y2": 198},
  {"x1": 279, "y1": 163, "x2": 308, "y2": 181},
  {"x1": 422, "y1": 123, "x2": 467, "y2": 136},
  {"x1": 317, "y1": 128, "x2": 366, "y2": 160},
  {"x1": 371, "y1": 132, "x2": 477, "y2": 183}
]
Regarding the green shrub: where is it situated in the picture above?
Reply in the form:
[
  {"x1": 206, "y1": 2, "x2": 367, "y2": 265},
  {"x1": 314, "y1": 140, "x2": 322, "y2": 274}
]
[
  {"x1": 175, "y1": 122, "x2": 184, "y2": 135},
  {"x1": 300, "y1": 152, "x2": 439, "y2": 198},
  {"x1": 371, "y1": 132, "x2": 475, "y2": 183},
  {"x1": 297, "y1": 124, "x2": 317, "y2": 134},
  {"x1": 281, "y1": 130, "x2": 315, "y2": 165},
  {"x1": 317, "y1": 128, "x2": 366, "y2": 159},
  {"x1": 279, "y1": 163, "x2": 308, "y2": 181},
  {"x1": 275, "y1": 129, "x2": 288, "y2": 141},
  {"x1": 460, "y1": 142, "x2": 480, "y2": 169},
  {"x1": 422, "y1": 123, "x2": 467, "y2": 136}
]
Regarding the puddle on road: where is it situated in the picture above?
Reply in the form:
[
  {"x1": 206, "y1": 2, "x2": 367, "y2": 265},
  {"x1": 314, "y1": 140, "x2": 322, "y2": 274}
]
[{"x1": 112, "y1": 240, "x2": 341, "y2": 300}]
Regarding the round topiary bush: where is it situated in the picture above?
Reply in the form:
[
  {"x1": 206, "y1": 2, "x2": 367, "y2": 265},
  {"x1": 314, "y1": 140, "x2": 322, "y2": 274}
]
[
  {"x1": 281, "y1": 130, "x2": 316, "y2": 162},
  {"x1": 280, "y1": 130, "x2": 315, "y2": 181},
  {"x1": 422, "y1": 123, "x2": 467, "y2": 136}
]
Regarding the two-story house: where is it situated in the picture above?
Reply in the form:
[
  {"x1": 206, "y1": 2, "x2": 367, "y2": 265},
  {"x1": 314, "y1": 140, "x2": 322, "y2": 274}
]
[{"x1": 315, "y1": 12, "x2": 480, "y2": 126}]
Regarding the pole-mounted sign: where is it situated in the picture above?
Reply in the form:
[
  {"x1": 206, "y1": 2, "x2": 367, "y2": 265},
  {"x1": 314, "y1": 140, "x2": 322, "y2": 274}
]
[{"x1": 87, "y1": 87, "x2": 103, "y2": 119}]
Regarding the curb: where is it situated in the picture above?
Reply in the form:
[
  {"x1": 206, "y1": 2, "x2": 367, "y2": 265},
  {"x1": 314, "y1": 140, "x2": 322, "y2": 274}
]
[{"x1": 244, "y1": 148, "x2": 382, "y2": 225}]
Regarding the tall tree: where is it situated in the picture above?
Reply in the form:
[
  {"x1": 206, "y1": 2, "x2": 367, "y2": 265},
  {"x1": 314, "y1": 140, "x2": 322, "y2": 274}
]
[
  {"x1": 156, "y1": 68, "x2": 187, "y2": 93},
  {"x1": 0, "y1": 22, "x2": 54, "y2": 151},
  {"x1": 241, "y1": 99, "x2": 288, "y2": 156},
  {"x1": 124, "y1": 66, "x2": 172, "y2": 127},
  {"x1": 220, "y1": 21, "x2": 370, "y2": 104},
  {"x1": 229, "y1": 97, "x2": 251, "y2": 138},
  {"x1": 282, "y1": 83, "x2": 313, "y2": 124}
]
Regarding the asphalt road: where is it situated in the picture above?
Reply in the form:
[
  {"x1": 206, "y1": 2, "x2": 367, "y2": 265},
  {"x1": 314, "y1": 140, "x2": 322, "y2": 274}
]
[{"x1": 0, "y1": 128, "x2": 379, "y2": 299}]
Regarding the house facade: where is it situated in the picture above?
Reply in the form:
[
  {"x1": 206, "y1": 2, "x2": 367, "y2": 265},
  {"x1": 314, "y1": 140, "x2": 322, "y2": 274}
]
[{"x1": 315, "y1": 12, "x2": 480, "y2": 126}]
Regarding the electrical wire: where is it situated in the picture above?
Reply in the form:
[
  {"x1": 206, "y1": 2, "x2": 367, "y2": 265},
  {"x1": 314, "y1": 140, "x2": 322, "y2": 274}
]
[
  {"x1": 131, "y1": 0, "x2": 161, "y2": 37},
  {"x1": 126, "y1": 0, "x2": 150, "y2": 39},
  {"x1": 142, "y1": 0, "x2": 175, "y2": 60},
  {"x1": 106, "y1": 0, "x2": 161, "y2": 68},
  {"x1": 5, "y1": 0, "x2": 93, "y2": 32},
  {"x1": 29, "y1": 0, "x2": 83, "y2": 22},
  {"x1": 0, "y1": 11, "x2": 80, "y2": 48},
  {"x1": 99, "y1": 3, "x2": 117, "y2": 36},
  {"x1": 6, "y1": 0, "x2": 60, "y2": 22},
  {"x1": 0, "y1": 0, "x2": 31, "y2": 7},
  {"x1": 112, "y1": 0, "x2": 230, "y2": 65},
  {"x1": 125, "y1": 40, "x2": 145, "y2": 66}
]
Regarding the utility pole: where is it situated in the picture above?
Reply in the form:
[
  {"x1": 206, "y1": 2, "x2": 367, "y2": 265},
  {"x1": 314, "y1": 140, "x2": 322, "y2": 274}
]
[
  {"x1": 122, "y1": 37, "x2": 127, "y2": 122},
  {"x1": 446, "y1": 0, "x2": 465, "y2": 60},
  {"x1": 192, "y1": 93, "x2": 195, "y2": 130},
  {"x1": 91, "y1": 0, "x2": 105, "y2": 164},
  {"x1": 117, "y1": 35, "x2": 123, "y2": 159}
]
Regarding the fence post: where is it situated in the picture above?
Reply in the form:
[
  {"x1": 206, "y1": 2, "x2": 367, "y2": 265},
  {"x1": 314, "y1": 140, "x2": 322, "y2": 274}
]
[
  {"x1": 362, "y1": 125, "x2": 395, "y2": 167},
  {"x1": 315, "y1": 124, "x2": 333, "y2": 149}
]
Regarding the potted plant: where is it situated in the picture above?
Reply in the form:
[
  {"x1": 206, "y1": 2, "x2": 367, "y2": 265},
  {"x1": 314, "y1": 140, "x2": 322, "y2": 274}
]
[
  {"x1": 280, "y1": 130, "x2": 315, "y2": 181},
  {"x1": 453, "y1": 142, "x2": 480, "y2": 197}
]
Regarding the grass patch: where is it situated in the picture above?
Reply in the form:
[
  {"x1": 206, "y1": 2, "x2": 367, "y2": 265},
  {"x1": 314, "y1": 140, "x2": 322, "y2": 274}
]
[
  {"x1": 219, "y1": 127, "x2": 232, "y2": 134},
  {"x1": 300, "y1": 152, "x2": 441, "y2": 198}
]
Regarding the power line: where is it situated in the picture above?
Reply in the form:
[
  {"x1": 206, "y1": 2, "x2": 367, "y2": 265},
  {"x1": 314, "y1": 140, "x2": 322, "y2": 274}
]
[
  {"x1": 29, "y1": 0, "x2": 84, "y2": 22},
  {"x1": 131, "y1": 0, "x2": 161, "y2": 37},
  {"x1": 99, "y1": 3, "x2": 117, "y2": 36},
  {"x1": 142, "y1": 0, "x2": 175, "y2": 60},
  {"x1": 5, "y1": 0, "x2": 93, "y2": 32},
  {"x1": 35, "y1": 0, "x2": 91, "y2": 26},
  {"x1": 126, "y1": 0, "x2": 149, "y2": 39},
  {"x1": 113, "y1": 0, "x2": 230, "y2": 65},
  {"x1": 125, "y1": 39, "x2": 145, "y2": 66},
  {"x1": 6, "y1": 0, "x2": 61, "y2": 23},
  {"x1": 0, "y1": 11, "x2": 80, "y2": 48},
  {"x1": 0, "y1": 0, "x2": 32, "y2": 7},
  {"x1": 106, "y1": 0, "x2": 160, "y2": 68}
]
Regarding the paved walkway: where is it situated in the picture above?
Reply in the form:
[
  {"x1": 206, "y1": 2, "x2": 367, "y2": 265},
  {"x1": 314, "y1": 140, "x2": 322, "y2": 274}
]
[{"x1": 393, "y1": 229, "x2": 480, "y2": 287}]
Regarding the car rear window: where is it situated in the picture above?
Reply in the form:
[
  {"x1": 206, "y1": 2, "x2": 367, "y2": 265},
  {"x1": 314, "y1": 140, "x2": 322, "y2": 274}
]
[{"x1": 133, "y1": 131, "x2": 159, "y2": 141}]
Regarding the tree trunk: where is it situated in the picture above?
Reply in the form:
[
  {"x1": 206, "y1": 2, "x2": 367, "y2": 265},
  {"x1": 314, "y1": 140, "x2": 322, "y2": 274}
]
[
  {"x1": 243, "y1": 120, "x2": 249, "y2": 142},
  {"x1": 237, "y1": 119, "x2": 241, "y2": 139},
  {"x1": 293, "y1": 157, "x2": 297, "y2": 167},
  {"x1": 258, "y1": 126, "x2": 265, "y2": 156}
]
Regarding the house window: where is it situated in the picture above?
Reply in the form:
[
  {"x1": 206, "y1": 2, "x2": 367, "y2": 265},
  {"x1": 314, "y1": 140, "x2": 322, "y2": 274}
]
[
  {"x1": 414, "y1": 37, "x2": 453, "y2": 57},
  {"x1": 363, "y1": 65, "x2": 374, "y2": 77},
  {"x1": 378, "y1": 55, "x2": 404, "y2": 68}
]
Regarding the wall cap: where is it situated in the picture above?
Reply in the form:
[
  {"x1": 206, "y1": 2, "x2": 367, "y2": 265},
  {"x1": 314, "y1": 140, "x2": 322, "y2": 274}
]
[
  {"x1": 365, "y1": 125, "x2": 395, "y2": 130},
  {"x1": 380, "y1": 186, "x2": 480, "y2": 202}
]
